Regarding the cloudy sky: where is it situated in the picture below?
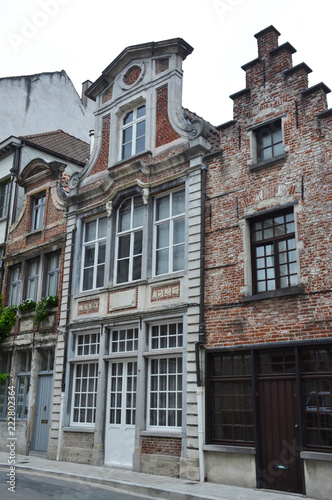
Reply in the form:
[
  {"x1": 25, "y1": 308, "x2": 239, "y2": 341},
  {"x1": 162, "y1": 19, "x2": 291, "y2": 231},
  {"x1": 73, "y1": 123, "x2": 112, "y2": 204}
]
[{"x1": 1, "y1": 0, "x2": 331, "y2": 126}]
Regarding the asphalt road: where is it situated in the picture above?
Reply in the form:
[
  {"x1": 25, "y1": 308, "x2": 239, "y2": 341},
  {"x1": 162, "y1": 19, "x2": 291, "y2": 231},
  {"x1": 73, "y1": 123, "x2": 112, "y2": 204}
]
[{"x1": 0, "y1": 467, "x2": 156, "y2": 500}]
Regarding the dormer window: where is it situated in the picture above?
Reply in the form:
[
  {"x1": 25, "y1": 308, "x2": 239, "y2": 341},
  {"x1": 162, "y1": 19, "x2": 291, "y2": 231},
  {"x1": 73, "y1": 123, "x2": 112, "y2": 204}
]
[
  {"x1": 121, "y1": 104, "x2": 146, "y2": 160},
  {"x1": 31, "y1": 193, "x2": 45, "y2": 231}
]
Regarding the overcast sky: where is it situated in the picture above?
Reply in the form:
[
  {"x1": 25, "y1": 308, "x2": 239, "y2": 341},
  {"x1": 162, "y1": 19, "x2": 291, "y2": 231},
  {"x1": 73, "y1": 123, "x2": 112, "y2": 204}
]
[{"x1": 1, "y1": 0, "x2": 331, "y2": 126}]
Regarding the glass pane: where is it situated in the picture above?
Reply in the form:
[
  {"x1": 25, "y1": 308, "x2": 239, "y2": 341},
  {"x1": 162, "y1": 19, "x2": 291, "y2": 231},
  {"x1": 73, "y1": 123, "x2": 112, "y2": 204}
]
[
  {"x1": 83, "y1": 268, "x2": 93, "y2": 290},
  {"x1": 173, "y1": 244, "x2": 184, "y2": 271},
  {"x1": 261, "y1": 146, "x2": 272, "y2": 161},
  {"x1": 123, "y1": 111, "x2": 133, "y2": 125},
  {"x1": 122, "y1": 141, "x2": 132, "y2": 160},
  {"x1": 98, "y1": 242, "x2": 106, "y2": 264},
  {"x1": 274, "y1": 142, "x2": 283, "y2": 156},
  {"x1": 156, "y1": 249, "x2": 169, "y2": 275},
  {"x1": 136, "y1": 136, "x2": 145, "y2": 154},
  {"x1": 157, "y1": 223, "x2": 169, "y2": 249},
  {"x1": 118, "y1": 235, "x2": 130, "y2": 258},
  {"x1": 117, "y1": 260, "x2": 129, "y2": 283},
  {"x1": 96, "y1": 265, "x2": 104, "y2": 288},
  {"x1": 133, "y1": 198, "x2": 144, "y2": 227},
  {"x1": 136, "y1": 120, "x2": 145, "y2": 137},
  {"x1": 173, "y1": 218, "x2": 185, "y2": 244},
  {"x1": 156, "y1": 196, "x2": 169, "y2": 221},
  {"x1": 84, "y1": 245, "x2": 95, "y2": 267},
  {"x1": 261, "y1": 130, "x2": 272, "y2": 148},
  {"x1": 119, "y1": 199, "x2": 132, "y2": 232},
  {"x1": 137, "y1": 105, "x2": 146, "y2": 119},
  {"x1": 134, "y1": 231, "x2": 142, "y2": 255},
  {"x1": 85, "y1": 221, "x2": 96, "y2": 242},
  {"x1": 98, "y1": 218, "x2": 107, "y2": 239},
  {"x1": 172, "y1": 191, "x2": 185, "y2": 215}
]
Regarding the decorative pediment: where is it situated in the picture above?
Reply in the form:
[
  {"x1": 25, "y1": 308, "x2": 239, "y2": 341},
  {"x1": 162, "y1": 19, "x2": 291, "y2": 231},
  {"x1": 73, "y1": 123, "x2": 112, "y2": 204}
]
[{"x1": 17, "y1": 159, "x2": 66, "y2": 188}]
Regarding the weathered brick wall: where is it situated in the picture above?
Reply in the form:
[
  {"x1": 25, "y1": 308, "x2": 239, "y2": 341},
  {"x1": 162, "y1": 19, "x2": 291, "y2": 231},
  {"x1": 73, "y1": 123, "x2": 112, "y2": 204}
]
[
  {"x1": 204, "y1": 27, "x2": 332, "y2": 349},
  {"x1": 141, "y1": 436, "x2": 182, "y2": 456},
  {"x1": 156, "y1": 85, "x2": 180, "y2": 147}
]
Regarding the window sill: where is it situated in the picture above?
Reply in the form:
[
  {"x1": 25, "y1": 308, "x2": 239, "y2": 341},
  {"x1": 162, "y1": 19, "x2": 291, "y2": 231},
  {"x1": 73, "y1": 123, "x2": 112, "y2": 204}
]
[
  {"x1": 249, "y1": 153, "x2": 287, "y2": 172},
  {"x1": 301, "y1": 451, "x2": 332, "y2": 462},
  {"x1": 242, "y1": 286, "x2": 304, "y2": 303},
  {"x1": 203, "y1": 444, "x2": 256, "y2": 455},
  {"x1": 63, "y1": 426, "x2": 95, "y2": 433},
  {"x1": 141, "y1": 430, "x2": 183, "y2": 438}
]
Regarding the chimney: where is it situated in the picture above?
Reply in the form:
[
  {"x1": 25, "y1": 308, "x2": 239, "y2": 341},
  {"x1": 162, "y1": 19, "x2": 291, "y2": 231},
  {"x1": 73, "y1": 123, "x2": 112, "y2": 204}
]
[{"x1": 82, "y1": 80, "x2": 93, "y2": 106}]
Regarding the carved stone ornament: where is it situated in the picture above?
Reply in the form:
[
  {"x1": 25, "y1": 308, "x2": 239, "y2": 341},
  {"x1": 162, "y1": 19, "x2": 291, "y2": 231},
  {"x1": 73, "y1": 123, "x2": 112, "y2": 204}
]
[
  {"x1": 68, "y1": 172, "x2": 80, "y2": 190},
  {"x1": 136, "y1": 179, "x2": 150, "y2": 205},
  {"x1": 106, "y1": 200, "x2": 113, "y2": 217}
]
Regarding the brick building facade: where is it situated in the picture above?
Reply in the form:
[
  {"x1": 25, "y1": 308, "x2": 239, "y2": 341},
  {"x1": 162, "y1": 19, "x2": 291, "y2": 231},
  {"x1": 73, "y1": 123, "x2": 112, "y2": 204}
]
[{"x1": 202, "y1": 26, "x2": 332, "y2": 499}]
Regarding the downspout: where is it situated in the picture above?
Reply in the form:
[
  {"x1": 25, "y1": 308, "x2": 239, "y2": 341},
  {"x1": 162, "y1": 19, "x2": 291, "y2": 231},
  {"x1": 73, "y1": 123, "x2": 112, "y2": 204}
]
[
  {"x1": 56, "y1": 227, "x2": 76, "y2": 461},
  {"x1": 196, "y1": 164, "x2": 207, "y2": 482}
]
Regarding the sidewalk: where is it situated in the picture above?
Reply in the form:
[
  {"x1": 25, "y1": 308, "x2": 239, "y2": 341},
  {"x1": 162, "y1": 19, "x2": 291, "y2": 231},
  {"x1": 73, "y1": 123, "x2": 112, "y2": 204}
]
[{"x1": 0, "y1": 451, "x2": 314, "y2": 500}]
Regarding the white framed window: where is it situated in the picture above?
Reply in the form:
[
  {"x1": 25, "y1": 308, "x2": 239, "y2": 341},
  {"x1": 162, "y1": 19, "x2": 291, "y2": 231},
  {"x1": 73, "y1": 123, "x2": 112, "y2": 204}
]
[
  {"x1": 9, "y1": 266, "x2": 20, "y2": 306},
  {"x1": 31, "y1": 193, "x2": 45, "y2": 231},
  {"x1": 116, "y1": 196, "x2": 143, "y2": 284},
  {"x1": 82, "y1": 217, "x2": 107, "y2": 291},
  {"x1": 46, "y1": 253, "x2": 61, "y2": 297},
  {"x1": 0, "y1": 179, "x2": 10, "y2": 218},
  {"x1": 71, "y1": 362, "x2": 98, "y2": 425},
  {"x1": 16, "y1": 351, "x2": 31, "y2": 420},
  {"x1": 110, "y1": 327, "x2": 138, "y2": 353},
  {"x1": 26, "y1": 261, "x2": 39, "y2": 301},
  {"x1": 147, "y1": 320, "x2": 183, "y2": 430},
  {"x1": 71, "y1": 332, "x2": 100, "y2": 425},
  {"x1": 154, "y1": 190, "x2": 185, "y2": 275},
  {"x1": 121, "y1": 104, "x2": 146, "y2": 160}
]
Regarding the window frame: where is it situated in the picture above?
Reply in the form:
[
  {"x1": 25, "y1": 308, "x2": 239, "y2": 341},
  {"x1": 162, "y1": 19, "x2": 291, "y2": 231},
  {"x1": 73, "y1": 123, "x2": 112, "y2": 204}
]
[
  {"x1": 9, "y1": 266, "x2": 21, "y2": 306},
  {"x1": 0, "y1": 179, "x2": 10, "y2": 218},
  {"x1": 15, "y1": 351, "x2": 31, "y2": 420},
  {"x1": 121, "y1": 104, "x2": 146, "y2": 160},
  {"x1": 250, "y1": 208, "x2": 298, "y2": 295},
  {"x1": 81, "y1": 217, "x2": 107, "y2": 292},
  {"x1": 26, "y1": 260, "x2": 39, "y2": 301},
  {"x1": 146, "y1": 320, "x2": 184, "y2": 431},
  {"x1": 115, "y1": 196, "x2": 144, "y2": 284},
  {"x1": 46, "y1": 252, "x2": 61, "y2": 297},
  {"x1": 153, "y1": 189, "x2": 186, "y2": 277},
  {"x1": 31, "y1": 192, "x2": 46, "y2": 231}
]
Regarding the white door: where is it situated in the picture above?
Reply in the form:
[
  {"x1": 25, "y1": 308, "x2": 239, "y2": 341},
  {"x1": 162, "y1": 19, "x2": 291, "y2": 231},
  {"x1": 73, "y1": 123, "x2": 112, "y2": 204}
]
[{"x1": 105, "y1": 360, "x2": 137, "y2": 467}]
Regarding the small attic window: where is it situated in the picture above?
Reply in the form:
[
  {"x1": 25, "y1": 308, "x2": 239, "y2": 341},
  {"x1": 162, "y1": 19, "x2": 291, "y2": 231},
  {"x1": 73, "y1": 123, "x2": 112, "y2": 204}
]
[{"x1": 256, "y1": 119, "x2": 283, "y2": 162}]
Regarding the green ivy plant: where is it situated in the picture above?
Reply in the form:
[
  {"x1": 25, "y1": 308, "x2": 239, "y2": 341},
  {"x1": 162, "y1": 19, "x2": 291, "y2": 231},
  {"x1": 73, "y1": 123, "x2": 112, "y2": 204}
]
[
  {"x1": 34, "y1": 296, "x2": 58, "y2": 325},
  {"x1": 0, "y1": 296, "x2": 17, "y2": 342}
]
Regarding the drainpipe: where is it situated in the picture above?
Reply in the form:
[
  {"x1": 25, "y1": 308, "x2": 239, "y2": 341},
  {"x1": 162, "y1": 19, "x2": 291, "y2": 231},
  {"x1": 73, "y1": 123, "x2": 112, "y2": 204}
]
[
  {"x1": 196, "y1": 164, "x2": 207, "y2": 482},
  {"x1": 56, "y1": 226, "x2": 76, "y2": 461}
]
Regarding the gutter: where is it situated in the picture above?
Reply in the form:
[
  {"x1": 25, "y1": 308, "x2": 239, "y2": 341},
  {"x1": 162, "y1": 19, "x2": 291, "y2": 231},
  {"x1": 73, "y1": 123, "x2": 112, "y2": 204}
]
[{"x1": 196, "y1": 164, "x2": 207, "y2": 483}]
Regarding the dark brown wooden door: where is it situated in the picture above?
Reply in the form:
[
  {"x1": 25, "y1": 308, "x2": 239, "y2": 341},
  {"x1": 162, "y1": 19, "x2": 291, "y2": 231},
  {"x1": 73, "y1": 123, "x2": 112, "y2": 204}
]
[{"x1": 257, "y1": 378, "x2": 303, "y2": 494}]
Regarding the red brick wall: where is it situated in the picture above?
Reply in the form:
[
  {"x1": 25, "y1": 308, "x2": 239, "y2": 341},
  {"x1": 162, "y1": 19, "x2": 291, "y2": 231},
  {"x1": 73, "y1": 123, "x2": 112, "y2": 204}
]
[
  {"x1": 156, "y1": 85, "x2": 180, "y2": 147},
  {"x1": 204, "y1": 31, "x2": 332, "y2": 349},
  {"x1": 90, "y1": 114, "x2": 110, "y2": 175},
  {"x1": 141, "y1": 436, "x2": 182, "y2": 457}
]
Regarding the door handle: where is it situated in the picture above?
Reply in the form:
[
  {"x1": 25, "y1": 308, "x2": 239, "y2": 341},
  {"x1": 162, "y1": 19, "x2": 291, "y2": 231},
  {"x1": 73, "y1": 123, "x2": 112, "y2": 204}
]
[
  {"x1": 44, "y1": 406, "x2": 47, "y2": 411},
  {"x1": 295, "y1": 424, "x2": 299, "y2": 429},
  {"x1": 273, "y1": 464, "x2": 290, "y2": 470}
]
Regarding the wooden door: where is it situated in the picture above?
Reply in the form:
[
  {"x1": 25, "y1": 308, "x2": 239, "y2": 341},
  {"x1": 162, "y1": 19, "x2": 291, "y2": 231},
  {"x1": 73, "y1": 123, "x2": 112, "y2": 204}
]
[{"x1": 257, "y1": 377, "x2": 303, "y2": 494}]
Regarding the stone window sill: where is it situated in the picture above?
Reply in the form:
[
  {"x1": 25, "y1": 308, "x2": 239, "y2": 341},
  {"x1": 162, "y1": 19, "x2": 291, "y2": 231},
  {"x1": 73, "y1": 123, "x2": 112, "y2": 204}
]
[
  {"x1": 242, "y1": 286, "x2": 304, "y2": 303},
  {"x1": 301, "y1": 451, "x2": 332, "y2": 462},
  {"x1": 203, "y1": 444, "x2": 255, "y2": 455},
  {"x1": 249, "y1": 153, "x2": 287, "y2": 172}
]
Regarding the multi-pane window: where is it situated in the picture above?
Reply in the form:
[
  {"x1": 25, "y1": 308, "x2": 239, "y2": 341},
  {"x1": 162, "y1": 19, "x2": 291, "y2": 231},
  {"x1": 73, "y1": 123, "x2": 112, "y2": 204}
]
[
  {"x1": 16, "y1": 351, "x2": 31, "y2": 420},
  {"x1": 77, "y1": 332, "x2": 100, "y2": 356},
  {"x1": 31, "y1": 193, "x2": 46, "y2": 231},
  {"x1": 121, "y1": 104, "x2": 146, "y2": 160},
  {"x1": 82, "y1": 217, "x2": 107, "y2": 291},
  {"x1": 0, "y1": 179, "x2": 10, "y2": 218},
  {"x1": 72, "y1": 363, "x2": 98, "y2": 425},
  {"x1": 46, "y1": 253, "x2": 61, "y2": 296},
  {"x1": 116, "y1": 197, "x2": 143, "y2": 283},
  {"x1": 154, "y1": 190, "x2": 185, "y2": 275},
  {"x1": 9, "y1": 266, "x2": 20, "y2": 306},
  {"x1": 110, "y1": 328, "x2": 138, "y2": 353},
  {"x1": 71, "y1": 332, "x2": 99, "y2": 425},
  {"x1": 109, "y1": 361, "x2": 137, "y2": 426},
  {"x1": 147, "y1": 321, "x2": 183, "y2": 429},
  {"x1": 255, "y1": 119, "x2": 283, "y2": 162},
  {"x1": 26, "y1": 261, "x2": 39, "y2": 300},
  {"x1": 0, "y1": 353, "x2": 11, "y2": 419},
  {"x1": 302, "y1": 347, "x2": 332, "y2": 449},
  {"x1": 251, "y1": 210, "x2": 297, "y2": 293},
  {"x1": 208, "y1": 352, "x2": 254, "y2": 445},
  {"x1": 39, "y1": 348, "x2": 54, "y2": 372}
]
